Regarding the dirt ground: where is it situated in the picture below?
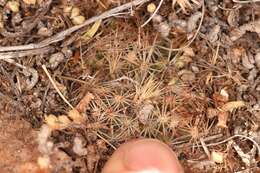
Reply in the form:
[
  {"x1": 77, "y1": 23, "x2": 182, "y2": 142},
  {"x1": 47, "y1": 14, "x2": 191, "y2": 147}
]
[{"x1": 0, "y1": 0, "x2": 260, "y2": 173}]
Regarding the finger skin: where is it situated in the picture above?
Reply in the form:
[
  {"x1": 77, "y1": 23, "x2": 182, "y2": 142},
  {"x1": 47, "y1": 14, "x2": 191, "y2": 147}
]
[{"x1": 102, "y1": 139, "x2": 183, "y2": 173}]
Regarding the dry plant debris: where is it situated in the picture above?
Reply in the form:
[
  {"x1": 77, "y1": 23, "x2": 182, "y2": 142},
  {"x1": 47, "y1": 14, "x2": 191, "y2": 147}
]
[{"x1": 0, "y1": 0, "x2": 260, "y2": 172}]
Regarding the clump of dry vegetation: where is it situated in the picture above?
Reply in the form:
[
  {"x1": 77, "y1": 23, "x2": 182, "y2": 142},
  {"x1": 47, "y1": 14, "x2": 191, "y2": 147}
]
[{"x1": 0, "y1": 0, "x2": 260, "y2": 172}]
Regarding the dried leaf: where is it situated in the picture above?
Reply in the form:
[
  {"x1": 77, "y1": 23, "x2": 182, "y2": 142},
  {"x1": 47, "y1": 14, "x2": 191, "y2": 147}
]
[
  {"x1": 217, "y1": 111, "x2": 229, "y2": 128},
  {"x1": 82, "y1": 20, "x2": 102, "y2": 40},
  {"x1": 72, "y1": 15, "x2": 85, "y2": 25},
  {"x1": 68, "y1": 109, "x2": 85, "y2": 123},
  {"x1": 70, "y1": 7, "x2": 80, "y2": 18},
  {"x1": 221, "y1": 101, "x2": 246, "y2": 112},
  {"x1": 227, "y1": 9, "x2": 239, "y2": 27},
  {"x1": 76, "y1": 92, "x2": 94, "y2": 113},
  {"x1": 242, "y1": 52, "x2": 255, "y2": 69},
  {"x1": 187, "y1": 12, "x2": 202, "y2": 32},
  {"x1": 211, "y1": 151, "x2": 224, "y2": 164},
  {"x1": 45, "y1": 115, "x2": 71, "y2": 130}
]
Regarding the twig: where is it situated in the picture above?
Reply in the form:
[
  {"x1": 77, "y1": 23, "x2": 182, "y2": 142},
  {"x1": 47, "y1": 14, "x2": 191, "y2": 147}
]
[
  {"x1": 42, "y1": 65, "x2": 74, "y2": 109},
  {"x1": 174, "y1": 134, "x2": 260, "y2": 156},
  {"x1": 172, "y1": 134, "x2": 223, "y2": 146},
  {"x1": 141, "y1": 0, "x2": 164, "y2": 28},
  {"x1": 193, "y1": 135, "x2": 260, "y2": 156},
  {"x1": 156, "y1": 0, "x2": 205, "y2": 52},
  {"x1": 0, "y1": 46, "x2": 53, "y2": 60},
  {"x1": 233, "y1": 0, "x2": 260, "y2": 3},
  {"x1": 205, "y1": 134, "x2": 260, "y2": 154},
  {"x1": 0, "y1": 0, "x2": 150, "y2": 52}
]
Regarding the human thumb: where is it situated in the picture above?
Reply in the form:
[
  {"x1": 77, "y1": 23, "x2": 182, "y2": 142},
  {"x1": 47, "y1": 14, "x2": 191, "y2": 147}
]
[{"x1": 102, "y1": 139, "x2": 183, "y2": 173}]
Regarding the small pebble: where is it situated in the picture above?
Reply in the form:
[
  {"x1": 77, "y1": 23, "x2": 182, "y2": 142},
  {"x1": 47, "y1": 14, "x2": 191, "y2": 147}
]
[
  {"x1": 147, "y1": 3, "x2": 156, "y2": 13},
  {"x1": 49, "y1": 52, "x2": 64, "y2": 69},
  {"x1": 72, "y1": 15, "x2": 85, "y2": 25},
  {"x1": 70, "y1": 7, "x2": 80, "y2": 19}
]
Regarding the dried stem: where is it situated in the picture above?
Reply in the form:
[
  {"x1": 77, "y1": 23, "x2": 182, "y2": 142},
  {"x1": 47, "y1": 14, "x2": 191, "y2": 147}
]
[
  {"x1": 0, "y1": 46, "x2": 53, "y2": 60},
  {"x1": 0, "y1": 0, "x2": 150, "y2": 52},
  {"x1": 233, "y1": 0, "x2": 260, "y2": 3}
]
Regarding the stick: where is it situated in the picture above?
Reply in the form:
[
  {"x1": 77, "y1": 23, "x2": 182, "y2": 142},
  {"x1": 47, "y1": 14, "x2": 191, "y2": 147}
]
[
  {"x1": 0, "y1": 46, "x2": 53, "y2": 60},
  {"x1": 0, "y1": 0, "x2": 150, "y2": 52}
]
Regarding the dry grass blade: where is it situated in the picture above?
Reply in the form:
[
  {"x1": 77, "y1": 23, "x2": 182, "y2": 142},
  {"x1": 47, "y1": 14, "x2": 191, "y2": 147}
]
[
  {"x1": 221, "y1": 101, "x2": 246, "y2": 112},
  {"x1": 0, "y1": 46, "x2": 53, "y2": 60},
  {"x1": 42, "y1": 65, "x2": 74, "y2": 109},
  {"x1": 95, "y1": 132, "x2": 116, "y2": 150}
]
